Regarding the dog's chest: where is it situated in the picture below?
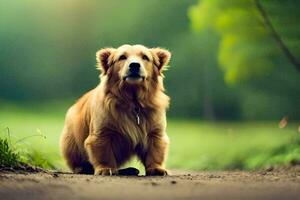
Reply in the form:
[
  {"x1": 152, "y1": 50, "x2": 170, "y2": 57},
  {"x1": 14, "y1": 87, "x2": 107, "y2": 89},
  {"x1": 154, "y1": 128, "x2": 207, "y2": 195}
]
[{"x1": 116, "y1": 110, "x2": 149, "y2": 148}]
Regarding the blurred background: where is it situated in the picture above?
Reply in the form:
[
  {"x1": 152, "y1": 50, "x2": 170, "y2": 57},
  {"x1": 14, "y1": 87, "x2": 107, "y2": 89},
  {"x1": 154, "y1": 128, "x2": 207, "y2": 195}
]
[{"x1": 0, "y1": 0, "x2": 299, "y2": 171}]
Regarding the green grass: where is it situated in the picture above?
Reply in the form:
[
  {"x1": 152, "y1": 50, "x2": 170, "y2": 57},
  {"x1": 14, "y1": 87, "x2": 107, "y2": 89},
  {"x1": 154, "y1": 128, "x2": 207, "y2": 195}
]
[
  {"x1": 0, "y1": 136, "x2": 19, "y2": 167},
  {"x1": 167, "y1": 120, "x2": 299, "y2": 170},
  {"x1": 0, "y1": 101, "x2": 299, "y2": 171}
]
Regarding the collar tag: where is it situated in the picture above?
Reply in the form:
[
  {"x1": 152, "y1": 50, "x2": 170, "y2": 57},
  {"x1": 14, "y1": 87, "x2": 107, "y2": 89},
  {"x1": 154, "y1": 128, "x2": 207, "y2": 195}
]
[
  {"x1": 136, "y1": 113, "x2": 140, "y2": 125},
  {"x1": 134, "y1": 106, "x2": 141, "y2": 125}
]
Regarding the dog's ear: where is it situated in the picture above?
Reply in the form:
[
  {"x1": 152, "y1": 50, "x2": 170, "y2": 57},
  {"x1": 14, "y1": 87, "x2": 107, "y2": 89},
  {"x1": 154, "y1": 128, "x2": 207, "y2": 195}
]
[
  {"x1": 151, "y1": 48, "x2": 171, "y2": 71},
  {"x1": 96, "y1": 48, "x2": 115, "y2": 74}
]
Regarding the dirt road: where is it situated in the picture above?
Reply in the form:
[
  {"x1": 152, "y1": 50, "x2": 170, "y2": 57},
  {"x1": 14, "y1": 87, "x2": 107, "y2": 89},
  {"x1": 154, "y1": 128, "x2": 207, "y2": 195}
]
[{"x1": 0, "y1": 169, "x2": 299, "y2": 200}]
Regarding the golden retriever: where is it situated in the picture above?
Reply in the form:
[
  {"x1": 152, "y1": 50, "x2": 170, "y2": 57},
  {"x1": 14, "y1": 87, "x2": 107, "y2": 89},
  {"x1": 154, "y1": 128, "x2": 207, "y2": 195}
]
[{"x1": 60, "y1": 44, "x2": 171, "y2": 176}]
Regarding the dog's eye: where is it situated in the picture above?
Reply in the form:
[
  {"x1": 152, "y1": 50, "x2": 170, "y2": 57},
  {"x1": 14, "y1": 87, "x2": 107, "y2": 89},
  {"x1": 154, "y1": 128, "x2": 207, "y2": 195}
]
[
  {"x1": 119, "y1": 55, "x2": 127, "y2": 61},
  {"x1": 142, "y1": 54, "x2": 150, "y2": 61}
]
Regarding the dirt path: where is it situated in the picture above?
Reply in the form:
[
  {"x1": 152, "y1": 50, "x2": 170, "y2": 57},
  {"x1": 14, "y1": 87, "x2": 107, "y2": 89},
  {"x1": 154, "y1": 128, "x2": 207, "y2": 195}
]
[{"x1": 0, "y1": 169, "x2": 299, "y2": 200}]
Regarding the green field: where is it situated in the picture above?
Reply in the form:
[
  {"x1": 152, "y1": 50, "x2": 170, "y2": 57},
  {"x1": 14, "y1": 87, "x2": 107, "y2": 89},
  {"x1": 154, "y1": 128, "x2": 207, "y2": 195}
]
[{"x1": 0, "y1": 101, "x2": 299, "y2": 171}]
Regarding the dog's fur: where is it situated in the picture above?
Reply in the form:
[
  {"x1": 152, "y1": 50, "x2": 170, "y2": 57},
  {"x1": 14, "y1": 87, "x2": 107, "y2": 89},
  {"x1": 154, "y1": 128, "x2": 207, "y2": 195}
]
[{"x1": 60, "y1": 44, "x2": 171, "y2": 176}]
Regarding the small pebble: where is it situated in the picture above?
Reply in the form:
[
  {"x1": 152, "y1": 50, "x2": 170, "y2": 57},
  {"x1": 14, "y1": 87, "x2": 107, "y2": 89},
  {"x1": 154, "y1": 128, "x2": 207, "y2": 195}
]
[
  {"x1": 208, "y1": 174, "x2": 221, "y2": 178},
  {"x1": 151, "y1": 182, "x2": 158, "y2": 186},
  {"x1": 266, "y1": 166, "x2": 274, "y2": 172},
  {"x1": 170, "y1": 180, "x2": 177, "y2": 184}
]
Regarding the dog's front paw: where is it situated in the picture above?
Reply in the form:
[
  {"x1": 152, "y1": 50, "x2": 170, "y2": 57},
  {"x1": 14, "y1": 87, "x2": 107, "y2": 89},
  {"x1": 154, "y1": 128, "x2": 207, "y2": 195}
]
[
  {"x1": 94, "y1": 167, "x2": 118, "y2": 176},
  {"x1": 146, "y1": 168, "x2": 168, "y2": 176}
]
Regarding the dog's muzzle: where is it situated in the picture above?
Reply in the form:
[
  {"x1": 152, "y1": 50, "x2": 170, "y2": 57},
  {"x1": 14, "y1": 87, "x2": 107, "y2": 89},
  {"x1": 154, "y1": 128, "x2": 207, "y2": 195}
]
[{"x1": 123, "y1": 62, "x2": 145, "y2": 81}]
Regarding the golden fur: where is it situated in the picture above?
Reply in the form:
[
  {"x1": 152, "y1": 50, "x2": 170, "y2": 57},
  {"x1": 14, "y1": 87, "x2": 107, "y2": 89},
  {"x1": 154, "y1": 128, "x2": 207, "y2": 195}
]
[{"x1": 60, "y1": 44, "x2": 171, "y2": 176}]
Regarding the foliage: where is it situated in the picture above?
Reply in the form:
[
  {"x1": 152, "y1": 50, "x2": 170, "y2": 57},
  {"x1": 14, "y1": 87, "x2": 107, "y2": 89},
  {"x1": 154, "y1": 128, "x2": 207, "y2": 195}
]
[
  {"x1": 189, "y1": 0, "x2": 300, "y2": 84},
  {"x1": 0, "y1": 127, "x2": 56, "y2": 169},
  {"x1": 18, "y1": 149, "x2": 56, "y2": 169},
  {"x1": 0, "y1": 137, "x2": 19, "y2": 167},
  {"x1": 245, "y1": 133, "x2": 300, "y2": 169},
  {"x1": 168, "y1": 120, "x2": 300, "y2": 170}
]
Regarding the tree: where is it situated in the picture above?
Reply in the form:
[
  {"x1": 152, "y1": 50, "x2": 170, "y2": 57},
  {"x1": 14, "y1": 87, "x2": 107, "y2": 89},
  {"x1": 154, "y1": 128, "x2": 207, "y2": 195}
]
[{"x1": 189, "y1": 0, "x2": 300, "y2": 84}]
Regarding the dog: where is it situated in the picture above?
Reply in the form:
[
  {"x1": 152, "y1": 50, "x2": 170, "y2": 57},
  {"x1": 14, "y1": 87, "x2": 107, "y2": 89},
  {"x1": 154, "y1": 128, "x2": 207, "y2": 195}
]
[{"x1": 60, "y1": 44, "x2": 171, "y2": 176}]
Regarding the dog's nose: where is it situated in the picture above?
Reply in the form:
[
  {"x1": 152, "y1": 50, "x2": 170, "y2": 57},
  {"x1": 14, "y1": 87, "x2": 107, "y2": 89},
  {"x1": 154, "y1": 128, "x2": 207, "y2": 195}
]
[{"x1": 129, "y1": 62, "x2": 140, "y2": 74}]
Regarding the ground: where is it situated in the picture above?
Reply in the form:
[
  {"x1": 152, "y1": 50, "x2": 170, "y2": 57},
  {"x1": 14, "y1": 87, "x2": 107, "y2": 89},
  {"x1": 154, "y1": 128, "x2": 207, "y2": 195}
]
[{"x1": 1, "y1": 169, "x2": 299, "y2": 200}]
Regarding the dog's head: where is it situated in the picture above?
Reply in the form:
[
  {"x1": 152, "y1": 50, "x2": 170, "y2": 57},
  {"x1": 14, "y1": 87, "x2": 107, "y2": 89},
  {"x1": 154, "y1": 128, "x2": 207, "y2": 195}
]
[{"x1": 96, "y1": 44, "x2": 171, "y2": 89}]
